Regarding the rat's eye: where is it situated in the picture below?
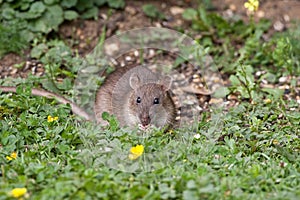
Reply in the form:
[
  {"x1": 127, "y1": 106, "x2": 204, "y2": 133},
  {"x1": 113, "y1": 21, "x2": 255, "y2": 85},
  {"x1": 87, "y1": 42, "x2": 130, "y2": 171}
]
[
  {"x1": 153, "y1": 98, "x2": 159, "y2": 104},
  {"x1": 136, "y1": 97, "x2": 141, "y2": 103}
]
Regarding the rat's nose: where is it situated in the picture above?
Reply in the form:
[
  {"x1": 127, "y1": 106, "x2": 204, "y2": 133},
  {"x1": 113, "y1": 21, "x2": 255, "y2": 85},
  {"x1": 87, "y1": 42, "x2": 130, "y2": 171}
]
[{"x1": 141, "y1": 115, "x2": 150, "y2": 126}]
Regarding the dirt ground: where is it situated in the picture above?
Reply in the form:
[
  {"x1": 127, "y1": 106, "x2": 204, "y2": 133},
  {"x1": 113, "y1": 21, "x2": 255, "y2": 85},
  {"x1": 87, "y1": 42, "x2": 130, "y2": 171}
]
[
  {"x1": 215, "y1": 0, "x2": 300, "y2": 23},
  {"x1": 1, "y1": 0, "x2": 300, "y2": 76},
  {"x1": 1, "y1": 0, "x2": 299, "y2": 125}
]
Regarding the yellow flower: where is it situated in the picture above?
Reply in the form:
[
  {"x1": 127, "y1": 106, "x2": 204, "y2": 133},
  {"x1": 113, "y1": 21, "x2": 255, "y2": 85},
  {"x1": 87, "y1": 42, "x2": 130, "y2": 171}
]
[
  {"x1": 244, "y1": 0, "x2": 259, "y2": 12},
  {"x1": 264, "y1": 98, "x2": 272, "y2": 104},
  {"x1": 11, "y1": 152, "x2": 17, "y2": 159},
  {"x1": 273, "y1": 139, "x2": 279, "y2": 145},
  {"x1": 128, "y1": 144, "x2": 144, "y2": 160},
  {"x1": 6, "y1": 156, "x2": 13, "y2": 161},
  {"x1": 47, "y1": 115, "x2": 58, "y2": 122},
  {"x1": 9, "y1": 188, "x2": 27, "y2": 198},
  {"x1": 6, "y1": 152, "x2": 17, "y2": 161}
]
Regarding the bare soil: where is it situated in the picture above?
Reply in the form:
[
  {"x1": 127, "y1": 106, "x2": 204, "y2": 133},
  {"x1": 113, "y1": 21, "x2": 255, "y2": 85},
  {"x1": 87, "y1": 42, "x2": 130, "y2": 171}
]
[{"x1": 1, "y1": 0, "x2": 300, "y2": 76}]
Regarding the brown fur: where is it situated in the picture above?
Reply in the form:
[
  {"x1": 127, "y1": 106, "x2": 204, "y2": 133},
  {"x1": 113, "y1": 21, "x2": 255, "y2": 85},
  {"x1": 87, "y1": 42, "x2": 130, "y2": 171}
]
[{"x1": 94, "y1": 65, "x2": 176, "y2": 129}]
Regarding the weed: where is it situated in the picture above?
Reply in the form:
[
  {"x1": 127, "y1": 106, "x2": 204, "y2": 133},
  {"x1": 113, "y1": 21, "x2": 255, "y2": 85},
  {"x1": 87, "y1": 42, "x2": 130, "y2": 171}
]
[
  {"x1": 142, "y1": 4, "x2": 165, "y2": 20},
  {"x1": 0, "y1": 24, "x2": 28, "y2": 57}
]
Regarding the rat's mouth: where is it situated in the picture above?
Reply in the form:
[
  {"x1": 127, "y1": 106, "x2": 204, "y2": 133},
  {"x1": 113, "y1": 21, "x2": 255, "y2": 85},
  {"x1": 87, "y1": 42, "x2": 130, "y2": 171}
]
[{"x1": 138, "y1": 124, "x2": 153, "y2": 131}]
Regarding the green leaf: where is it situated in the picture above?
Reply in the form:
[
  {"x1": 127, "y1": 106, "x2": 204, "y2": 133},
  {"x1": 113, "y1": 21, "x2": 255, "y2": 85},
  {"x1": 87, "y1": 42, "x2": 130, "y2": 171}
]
[
  {"x1": 261, "y1": 88, "x2": 284, "y2": 99},
  {"x1": 28, "y1": 3, "x2": 63, "y2": 33},
  {"x1": 41, "y1": 78, "x2": 61, "y2": 94},
  {"x1": 199, "y1": 7, "x2": 209, "y2": 26},
  {"x1": 107, "y1": 0, "x2": 125, "y2": 9},
  {"x1": 243, "y1": 64, "x2": 254, "y2": 74},
  {"x1": 183, "y1": 190, "x2": 198, "y2": 200},
  {"x1": 191, "y1": 19, "x2": 209, "y2": 31},
  {"x1": 173, "y1": 56, "x2": 185, "y2": 68},
  {"x1": 30, "y1": 5, "x2": 64, "y2": 33},
  {"x1": 46, "y1": 5, "x2": 64, "y2": 30},
  {"x1": 19, "y1": 1, "x2": 31, "y2": 10},
  {"x1": 81, "y1": 7, "x2": 98, "y2": 19},
  {"x1": 229, "y1": 75, "x2": 240, "y2": 86},
  {"x1": 20, "y1": 29, "x2": 35, "y2": 42},
  {"x1": 61, "y1": 0, "x2": 78, "y2": 8},
  {"x1": 18, "y1": 1, "x2": 46, "y2": 19},
  {"x1": 101, "y1": 112, "x2": 109, "y2": 121},
  {"x1": 41, "y1": 42, "x2": 72, "y2": 65},
  {"x1": 31, "y1": 43, "x2": 48, "y2": 59},
  {"x1": 182, "y1": 8, "x2": 197, "y2": 20},
  {"x1": 58, "y1": 78, "x2": 72, "y2": 90},
  {"x1": 2, "y1": 7, "x2": 15, "y2": 20},
  {"x1": 44, "y1": 0, "x2": 59, "y2": 5},
  {"x1": 76, "y1": 0, "x2": 94, "y2": 12},
  {"x1": 30, "y1": 2, "x2": 46, "y2": 14},
  {"x1": 142, "y1": 4, "x2": 165, "y2": 19},
  {"x1": 186, "y1": 180, "x2": 197, "y2": 189},
  {"x1": 94, "y1": 0, "x2": 106, "y2": 6},
  {"x1": 199, "y1": 184, "x2": 215, "y2": 193},
  {"x1": 214, "y1": 86, "x2": 230, "y2": 98},
  {"x1": 28, "y1": 18, "x2": 48, "y2": 32},
  {"x1": 64, "y1": 10, "x2": 78, "y2": 20}
]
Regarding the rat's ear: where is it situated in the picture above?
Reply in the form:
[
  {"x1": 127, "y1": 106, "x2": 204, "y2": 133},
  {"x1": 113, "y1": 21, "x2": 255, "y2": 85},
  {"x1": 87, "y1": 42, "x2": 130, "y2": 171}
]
[
  {"x1": 159, "y1": 75, "x2": 172, "y2": 91},
  {"x1": 129, "y1": 73, "x2": 141, "y2": 90}
]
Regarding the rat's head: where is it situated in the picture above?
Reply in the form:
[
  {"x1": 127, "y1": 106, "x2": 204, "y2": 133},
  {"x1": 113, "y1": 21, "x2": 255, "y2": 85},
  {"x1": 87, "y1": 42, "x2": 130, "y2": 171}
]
[{"x1": 129, "y1": 73, "x2": 173, "y2": 129}]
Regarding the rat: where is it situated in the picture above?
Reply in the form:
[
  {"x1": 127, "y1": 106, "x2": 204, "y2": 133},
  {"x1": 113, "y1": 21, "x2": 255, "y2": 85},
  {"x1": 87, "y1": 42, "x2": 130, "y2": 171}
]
[
  {"x1": 94, "y1": 65, "x2": 177, "y2": 129},
  {"x1": 0, "y1": 65, "x2": 177, "y2": 129}
]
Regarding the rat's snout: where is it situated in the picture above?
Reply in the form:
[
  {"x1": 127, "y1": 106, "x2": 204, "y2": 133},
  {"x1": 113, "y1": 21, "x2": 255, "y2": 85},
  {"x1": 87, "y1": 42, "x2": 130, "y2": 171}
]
[{"x1": 140, "y1": 114, "x2": 151, "y2": 126}]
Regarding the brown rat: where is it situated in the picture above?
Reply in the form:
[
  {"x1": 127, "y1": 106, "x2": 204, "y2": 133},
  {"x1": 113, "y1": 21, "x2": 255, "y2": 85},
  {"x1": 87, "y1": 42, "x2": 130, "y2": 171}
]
[
  {"x1": 0, "y1": 65, "x2": 177, "y2": 129},
  {"x1": 94, "y1": 65, "x2": 177, "y2": 129}
]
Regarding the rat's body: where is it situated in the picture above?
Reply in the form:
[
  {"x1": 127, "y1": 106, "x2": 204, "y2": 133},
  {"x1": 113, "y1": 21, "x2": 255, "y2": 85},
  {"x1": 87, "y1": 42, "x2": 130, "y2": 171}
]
[
  {"x1": 0, "y1": 65, "x2": 177, "y2": 129},
  {"x1": 94, "y1": 65, "x2": 176, "y2": 129}
]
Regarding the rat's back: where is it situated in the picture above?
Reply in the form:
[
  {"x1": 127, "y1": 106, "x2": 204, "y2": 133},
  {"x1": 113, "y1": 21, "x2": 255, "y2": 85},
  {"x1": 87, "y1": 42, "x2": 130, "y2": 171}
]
[{"x1": 94, "y1": 65, "x2": 160, "y2": 126}]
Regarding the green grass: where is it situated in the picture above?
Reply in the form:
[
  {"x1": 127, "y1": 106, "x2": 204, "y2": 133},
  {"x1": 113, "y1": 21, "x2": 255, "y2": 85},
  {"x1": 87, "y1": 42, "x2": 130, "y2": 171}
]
[
  {"x1": 1, "y1": 1, "x2": 300, "y2": 199},
  {"x1": 0, "y1": 91, "x2": 299, "y2": 199}
]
